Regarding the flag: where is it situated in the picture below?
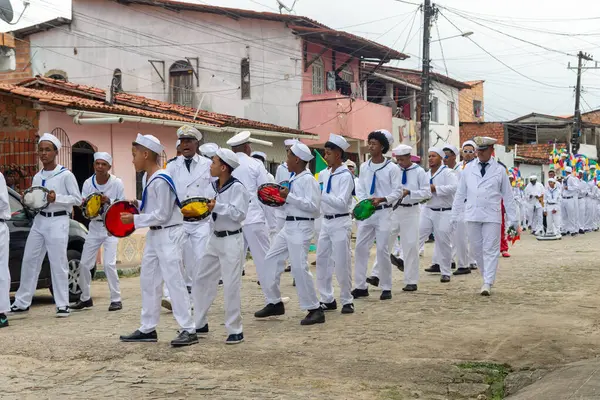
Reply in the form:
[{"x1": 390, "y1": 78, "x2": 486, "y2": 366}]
[{"x1": 314, "y1": 149, "x2": 328, "y2": 181}]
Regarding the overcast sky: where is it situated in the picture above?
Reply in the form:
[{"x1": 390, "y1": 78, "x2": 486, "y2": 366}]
[{"x1": 3, "y1": 0, "x2": 600, "y2": 120}]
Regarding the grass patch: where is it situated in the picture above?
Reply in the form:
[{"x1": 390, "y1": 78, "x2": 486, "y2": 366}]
[
  {"x1": 457, "y1": 362, "x2": 512, "y2": 400},
  {"x1": 378, "y1": 387, "x2": 405, "y2": 400}
]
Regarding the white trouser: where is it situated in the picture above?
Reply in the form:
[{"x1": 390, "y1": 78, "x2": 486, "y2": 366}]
[
  {"x1": 355, "y1": 208, "x2": 393, "y2": 291},
  {"x1": 243, "y1": 222, "x2": 270, "y2": 285},
  {"x1": 545, "y1": 205, "x2": 560, "y2": 236},
  {"x1": 276, "y1": 216, "x2": 286, "y2": 232},
  {"x1": 79, "y1": 220, "x2": 120, "y2": 303},
  {"x1": 586, "y1": 197, "x2": 596, "y2": 230},
  {"x1": 193, "y1": 231, "x2": 244, "y2": 335},
  {"x1": 578, "y1": 198, "x2": 586, "y2": 230},
  {"x1": 560, "y1": 201, "x2": 567, "y2": 232},
  {"x1": 14, "y1": 214, "x2": 70, "y2": 309},
  {"x1": 563, "y1": 197, "x2": 579, "y2": 233},
  {"x1": 316, "y1": 215, "x2": 352, "y2": 306},
  {"x1": 397, "y1": 206, "x2": 421, "y2": 285},
  {"x1": 528, "y1": 203, "x2": 543, "y2": 233},
  {"x1": 314, "y1": 217, "x2": 322, "y2": 243},
  {"x1": 139, "y1": 226, "x2": 194, "y2": 334},
  {"x1": 467, "y1": 222, "x2": 501, "y2": 286},
  {"x1": 419, "y1": 208, "x2": 453, "y2": 276},
  {"x1": 454, "y1": 217, "x2": 470, "y2": 269},
  {"x1": 261, "y1": 220, "x2": 319, "y2": 310},
  {"x1": 0, "y1": 223, "x2": 10, "y2": 313},
  {"x1": 520, "y1": 202, "x2": 527, "y2": 227}
]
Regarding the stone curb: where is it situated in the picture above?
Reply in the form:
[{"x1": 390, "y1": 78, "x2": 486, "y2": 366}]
[{"x1": 93, "y1": 265, "x2": 141, "y2": 280}]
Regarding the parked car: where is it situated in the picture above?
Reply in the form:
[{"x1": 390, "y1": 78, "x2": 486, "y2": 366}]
[{"x1": 7, "y1": 187, "x2": 92, "y2": 302}]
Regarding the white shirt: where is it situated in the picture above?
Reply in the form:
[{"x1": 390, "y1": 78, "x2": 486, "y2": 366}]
[
  {"x1": 426, "y1": 165, "x2": 457, "y2": 209},
  {"x1": 285, "y1": 170, "x2": 321, "y2": 219},
  {"x1": 33, "y1": 165, "x2": 82, "y2": 213},
  {"x1": 524, "y1": 182, "x2": 545, "y2": 206},
  {"x1": 81, "y1": 174, "x2": 125, "y2": 221},
  {"x1": 210, "y1": 177, "x2": 250, "y2": 232},
  {"x1": 396, "y1": 163, "x2": 431, "y2": 206},
  {"x1": 544, "y1": 186, "x2": 562, "y2": 207},
  {"x1": 319, "y1": 164, "x2": 355, "y2": 215},
  {"x1": 232, "y1": 152, "x2": 269, "y2": 226},
  {"x1": 275, "y1": 162, "x2": 292, "y2": 184},
  {"x1": 0, "y1": 172, "x2": 10, "y2": 220},
  {"x1": 562, "y1": 175, "x2": 580, "y2": 198},
  {"x1": 356, "y1": 159, "x2": 403, "y2": 205},
  {"x1": 134, "y1": 169, "x2": 182, "y2": 229},
  {"x1": 166, "y1": 154, "x2": 213, "y2": 201}
]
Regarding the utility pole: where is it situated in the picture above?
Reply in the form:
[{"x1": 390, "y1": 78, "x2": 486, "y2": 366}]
[
  {"x1": 419, "y1": 0, "x2": 435, "y2": 167},
  {"x1": 568, "y1": 51, "x2": 598, "y2": 155}
]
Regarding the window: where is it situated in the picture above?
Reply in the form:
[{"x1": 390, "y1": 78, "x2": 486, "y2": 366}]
[
  {"x1": 169, "y1": 60, "x2": 194, "y2": 107},
  {"x1": 45, "y1": 69, "x2": 68, "y2": 81},
  {"x1": 241, "y1": 58, "x2": 251, "y2": 99},
  {"x1": 473, "y1": 100, "x2": 482, "y2": 118},
  {"x1": 430, "y1": 97, "x2": 439, "y2": 122},
  {"x1": 312, "y1": 57, "x2": 324, "y2": 95},
  {"x1": 112, "y1": 68, "x2": 123, "y2": 93},
  {"x1": 448, "y1": 101, "x2": 456, "y2": 126},
  {"x1": 8, "y1": 191, "x2": 28, "y2": 221}
]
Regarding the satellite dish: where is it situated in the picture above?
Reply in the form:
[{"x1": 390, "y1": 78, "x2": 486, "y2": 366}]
[{"x1": 0, "y1": 0, "x2": 14, "y2": 24}]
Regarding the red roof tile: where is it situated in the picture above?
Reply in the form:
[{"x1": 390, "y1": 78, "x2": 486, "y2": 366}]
[{"x1": 362, "y1": 63, "x2": 471, "y2": 89}]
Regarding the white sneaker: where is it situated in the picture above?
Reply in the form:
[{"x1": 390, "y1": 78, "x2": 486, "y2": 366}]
[{"x1": 480, "y1": 284, "x2": 491, "y2": 296}]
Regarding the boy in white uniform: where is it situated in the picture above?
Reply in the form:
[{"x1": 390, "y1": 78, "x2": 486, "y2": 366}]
[
  {"x1": 72, "y1": 152, "x2": 125, "y2": 312},
  {"x1": 544, "y1": 178, "x2": 562, "y2": 237},
  {"x1": 0, "y1": 171, "x2": 10, "y2": 328}
]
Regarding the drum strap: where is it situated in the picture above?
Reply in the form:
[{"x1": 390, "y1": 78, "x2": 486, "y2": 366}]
[
  {"x1": 41, "y1": 166, "x2": 67, "y2": 187},
  {"x1": 140, "y1": 173, "x2": 181, "y2": 211}
]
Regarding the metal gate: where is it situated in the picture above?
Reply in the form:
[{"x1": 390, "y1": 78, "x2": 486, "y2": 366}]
[
  {"x1": 51, "y1": 127, "x2": 72, "y2": 169},
  {"x1": 0, "y1": 135, "x2": 38, "y2": 193}
]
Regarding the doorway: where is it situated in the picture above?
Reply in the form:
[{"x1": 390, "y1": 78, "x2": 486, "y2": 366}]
[{"x1": 72, "y1": 141, "x2": 96, "y2": 228}]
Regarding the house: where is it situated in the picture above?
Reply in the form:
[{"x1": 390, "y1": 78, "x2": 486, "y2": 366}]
[
  {"x1": 3, "y1": 0, "x2": 407, "y2": 163},
  {"x1": 459, "y1": 80, "x2": 484, "y2": 123}
]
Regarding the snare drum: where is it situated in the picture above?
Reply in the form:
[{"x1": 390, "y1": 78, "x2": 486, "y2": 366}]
[
  {"x1": 180, "y1": 197, "x2": 211, "y2": 222},
  {"x1": 352, "y1": 199, "x2": 376, "y2": 221},
  {"x1": 257, "y1": 183, "x2": 287, "y2": 207},
  {"x1": 104, "y1": 200, "x2": 139, "y2": 238},
  {"x1": 22, "y1": 186, "x2": 50, "y2": 212},
  {"x1": 82, "y1": 192, "x2": 104, "y2": 219}
]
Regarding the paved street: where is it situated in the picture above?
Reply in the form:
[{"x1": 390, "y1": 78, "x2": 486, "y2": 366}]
[{"x1": 3, "y1": 232, "x2": 600, "y2": 399}]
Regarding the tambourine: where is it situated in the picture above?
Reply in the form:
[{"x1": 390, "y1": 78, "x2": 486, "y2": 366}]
[
  {"x1": 180, "y1": 197, "x2": 211, "y2": 221},
  {"x1": 353, "y1": 199, "x2": 376, "y2": 221},
  {"x1": 23, "y1": 186, "x2": 50, "y2": 212},
  {"x1": 257, "y1": 183, "x2": 287, "y2": 207},
  {"x1": 82, "y1": 192, "x2": 104, "y2": 219},
  {"x1": 104, "y1": 200, "x2": 139, "y2": 238},
  {"x1": 279, "y1": 180, "x2": 290, "y2": 189}
]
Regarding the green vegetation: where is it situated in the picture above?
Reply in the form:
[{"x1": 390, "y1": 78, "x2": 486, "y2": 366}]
[{"x1": 457, "y1": 362, "x2": 512, "y2": 400}]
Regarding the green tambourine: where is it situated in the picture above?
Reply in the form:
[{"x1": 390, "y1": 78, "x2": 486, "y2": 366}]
[{"x1": 353, "y1": 199, "x2": 376, "y2": 221}]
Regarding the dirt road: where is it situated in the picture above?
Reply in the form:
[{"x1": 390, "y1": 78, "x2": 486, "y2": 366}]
[{"x1": 3, "y1": 232, "x2": 600, "y2": 399}]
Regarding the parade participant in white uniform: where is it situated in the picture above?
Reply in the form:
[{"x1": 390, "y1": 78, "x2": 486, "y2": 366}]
[
  {"x1": 254, "y1": 142, "x2": 325, "y2": 325},
  {"x1": 452, "y1": 136, "x2": 517, "y2": 296},
  {"x1": 251, "y1": 151, "x2": 275, "y2": 182},
  {"x1": 11, "y1": 133, "x2": 82, "y2": 317},
  {"x1": 586, "y1": 166, "x2": 598, "y2": 231},
  {"x1": 72, "y1": 152, "x2": 124, "y2": 312},
  {"x1": 315, "y1": 134, "x2": 355, "y2": 314},
  {"x1": 200, "y1": 142, "x2": 219, "y2": 159},
  {"x1": 274, "y1": 139, "x2": 299, "y2": 232},
  {"x1": 251, "y1": 151, "x2": 277, "y2": 237},
  {"x1": 524, "y1": 175, "x2": 544, "y2": 235},
  {"x1": 119, "y1": 134, "x2": 197, "y2": 347},
  {"x1": 420, "y1": 147, "x2": 458, "y2": 282},
  {"x1": 509, "y1": 175, "x2": 523, "y2": 231},
  {"x1": 193, "y1": 148, "x2": 249, "y2": 345},
  {"x1": 577, "y1": 171, "x2": 589, "y2": 234},
  {"x1": 544, "y1": 178, "x2": 562, "y2": 237},
  {"x1": 0, "y1": 171, "x2": 10, "y2": 328},
  {"x1": 561, "y1": 166, "x2": 580, "y2": 236},
  {"x1": 441, "y1": 143, "x2": 460, "y2": 271}
]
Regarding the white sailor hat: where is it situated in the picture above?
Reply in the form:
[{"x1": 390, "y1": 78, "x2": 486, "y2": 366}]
[
  {"x1": 94, "y1": 151, "x2": 112, "y2": 165},
  {"x1": 284, "y1": 138, "x2": 299, "y2": 147},
  {"x1": 135, "y1": 133, "x2": 164, "y2": 154},
  {"x1": 429, "y1": 147, "x2": 445, "y2": 159},
  {"x1": 473, "y1": 136, "x2": 497, "y2": 150},
  {"x1": 565, "y1": 166, "x2": 573, "y2": 173},
  {"x1": 176, "y1": 139, "x2": 181, "y2": 148},
  {"x1": 548, "y1": 178, "x2": 556, "y2": 183},
  {"x1": 176, "y1": 125, "x2": 202, "y2": 140},
  {"x1": 216, "y1": 148, "x2": 240, "y2": 169},
  {"x1": 290, "y1": 142, "x2": 313, "y2": 162},
  {"x1": 374, "y1": 129, "x2": 394, "y2": 147},
  {"x1": 443, "y1": 143, "x2": 460, "y2": 156},
  {"x1": 251, "y1": 151, "x2": 267, "y2": 161},
  {"x1": 38, "y1": 133, "x2": 62, "y2": 151},
  {"x1": 227, "y1": 131, "x2": 251, "y2": 147},
  {"x1": 530, "y1": 175, "x2": 538, "y2": 180},
  {"x1": 200, "y1": 142, "x2": 219, "y2": 158},
  {"x1": 327, "y1": 133, "x2": 350, "y2": 151},
  {"x1": 392, "y1": 144, "x2": 412, "y2": 156},
  {"x1": 345, "y1": 159, "x2": 356, "y2": 168},
  {"x1": 462, "y1": 140, "x2": 477, "y2": 149}
]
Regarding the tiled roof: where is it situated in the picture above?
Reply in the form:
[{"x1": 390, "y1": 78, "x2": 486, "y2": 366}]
[
  {"x1": 14, "y1": 76, "x2": 308, "y2": 135},
  {"x1": 362, "y1": 63, "x2": 471, "y2": 89},
  {"x1": 514, "y1": 143, "x2": 564, "y2": 163}
]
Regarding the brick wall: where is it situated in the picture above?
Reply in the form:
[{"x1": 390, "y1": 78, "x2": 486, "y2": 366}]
[
  {"x1": 0, "y1": 94, "x2": 39, "y2": 192},
  {"x1": 460, "y1": 122, "x2": 504, "y2": 146},
  {"x1": 459, "y1": 81, "x2": 484, "y2": 123},
  {"x1": 513, "y1": 143, "x2": 565, "y2": 163},
  {"x1": 582, "y1": 111, "x2": 600, "y2": 124},
  {"x1": 0, "y1": 35, "x2": 32, "y2": 84}
]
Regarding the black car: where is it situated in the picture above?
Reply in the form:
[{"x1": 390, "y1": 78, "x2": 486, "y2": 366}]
[{"x1": 7, "y1": 187, "x2": 93, "y2": 302}]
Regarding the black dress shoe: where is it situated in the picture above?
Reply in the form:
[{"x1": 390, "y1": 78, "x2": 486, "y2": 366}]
[
  {"x1": 351, "y1": 288, "x2": 369, "y2": 298},
  {"x1": 196, "y1": 323, "x2": 209, "y2": 337},
  {"x1": 284, "y1": 265, "x2": 291, "y2": 272},
  {"x1": 571, "y1": 233, "x2": 578, "y2": 237},
  {"x1": 300, "y1": 308, "x2": 325, "y2": 325},
  {"x1": 366, "y1": 276, "x2": 380, "y2": 287},
  {"x1": 320, "y1": 299, "x2": 337, "y2": 311},
  {"x1": 391, "y1": 254, "x2": 404, "y2": 271},
  {"x1": 341, "y1": 304, "x2": 355, "y2": 314},
  {"x1": 292, "y1": 279, "x2": 296, "y2": 287},
  {"x1": 108, "y1": 301, "x2": 123, "y2": 311},
  {"x1": 425, "y1": 264, "x2": 441, "y2": 273},
  {"x1": 120, "y1": 330, "x2": 158, "y2": 342},
  {"x1": 311, "y1": 260, "x2": 317, "y2": 266},
  {"x1": 451, "y1": 262, "x2": 456, "y2": 269},
  {"x1": 255, "y1": 302, "x2": 285, "y2": 318},
  {"x1": 0, "y1": 313, "x2": 8, "y2": 328},
  {"x1": 9, "y1": 305, "x2": 29, "y2": 314},
  {"x1": 218, "y1": 279, "x2": 223, "y2": 285},
  {"x1": 187, "y1": 286, "x2": 192, "y2": 294},
  {"x1": 242, "y1": 269, "x2": 246, "y2": 276},
  {"x1": 440, "y1": 275, "x2": 451, "y2": 283},
  {"x1": 171, "y1": 331, "x2": 199, "y2": 347},
  {"x1": 453, "y1": 267, "x2": 471, "y2": 276},
  {"x1": 380, "y1": 290, "x2": 392, "y2": 300},
  {"x1": 402, "y1": 284, "x2": 418, "y2": 292},
  {"x1": 469, "y1": 264, "x2": 478, "y2": 270},
  {"x1": 71, "y1": 298, "x2": 94, "y2": 310},
  {"x1": 579, "y1": 229, "x2": 585, "y2": 234},
  {"x1": 226, "y1": 333, "x2": 244, "y2": 344}
]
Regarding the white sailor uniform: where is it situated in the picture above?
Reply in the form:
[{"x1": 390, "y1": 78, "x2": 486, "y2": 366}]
[
  {"x1": 562, "y1": 175, "x2": 580, "y2": 234},
  {"x1": 0, "y1": 172, "x2": 10, "y2": 315},
  {"x1": 544, "y1": 186, "x2": 562, "y2": 236}
]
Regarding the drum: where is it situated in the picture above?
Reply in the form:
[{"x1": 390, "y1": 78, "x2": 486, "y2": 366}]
[
  {"x1": 22, "y1": 186, "x2": 50, "y2": 212},
  {"x1": 82, "y1": 192, "x2": 104, "y2": 219},
  {"x1": 279, "y1": 180, "x2": 290, "y2": 189},
  {"x1": 180, "y1": 197, "x2": 211, "y2": 222},
  {"x1": 104, "y1": 201, "x2": 139, "y2": 238},
  {"x1": 257, "y1": 183, "x2": 287, "y2": 207},
  {"x1": 352, "y1": 199, "x2": 376, "y2": 221}
]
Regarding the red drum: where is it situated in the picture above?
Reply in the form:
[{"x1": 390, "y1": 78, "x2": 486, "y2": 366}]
[
  {"x1": 104, "y1": 200, "x2": 139, "y2": 238},
  {"x1": 257, "y1": 183, "x2": 286, "y2": 207}
]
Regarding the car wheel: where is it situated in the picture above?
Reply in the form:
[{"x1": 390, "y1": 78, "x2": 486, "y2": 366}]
[{"x1": 49, "y1": 249, "x2": 96, "y2": 303}]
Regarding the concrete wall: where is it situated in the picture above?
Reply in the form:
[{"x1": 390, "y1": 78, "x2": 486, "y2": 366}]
[
  {"x1": 429, "y1": 82, "x2": 460, "y2": 148},
  {"x1": 0, "y1": 36, "x2": 32, "y2": 83},
  {"x1": 459, "y1": 81, "x2": 484, "y2": 123}
]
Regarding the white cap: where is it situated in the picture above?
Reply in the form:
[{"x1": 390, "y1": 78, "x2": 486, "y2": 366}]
[
  {"x1": 284, "y1": 138, "x2": 299, "y2": 147},
  {"x1": 345, "y1": 159, "x2": 356, "y2": 168},
  {"x1": 428, "y1": 147, "x2": 445, "y2": 159},
  {"x1": 473, "y1": 136, "x2": 497, "y2": 150},
  {"x1": 200, "y1": 142, "x2": 219, "y2": 158},
  {"x1": 176, "y1": 125, "x2": 202, "y2": 140},
  {"x1": 38, "y1": 133, "x2": 61, "y2": 151},
  {"x1": 176, "y1": 139, "x2": 181, "y2": 148},
  {"x1": 251, "y1": 151, "x2": 267, "y2": 160},
  {"x1": 392, "y1": 144, "x2": 412, "y2": 156},
  {"x1": 216, "y1": 148, "x2": 240, "y2": 169},
  {"x1": 227, "y1": 130, "x2": 251, "y2": 147},
  {"x1": 548, "y1": 178, "x2": 556, "y2": 183},
  {"x1": 530, "y1": 175, "x2": 538, "y2": 180},
  {"x1": 134, "y1": 133, "x2": 164, "y2": 154},
  {"x1": 290, "y1": 142, "x2": 314, "y2": 162},
  {"x1": 94, "y1": 151, "x2": 112, "y2": 165},
  {"x1": 565, "y1": 166, "x2": 573, "y2": 173},
  {"x1": 327, "y1": 133, "x2": 350, "y2": 151},
  {"x1": 375, "y1": 129, "x2": 394, "y2": 147},
  {"x1": 462, "y1": 140, "x2": 477, "y2": 149},
  {"x1": 443, "y1": 143, "x2": 459, "y2": 156}
]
